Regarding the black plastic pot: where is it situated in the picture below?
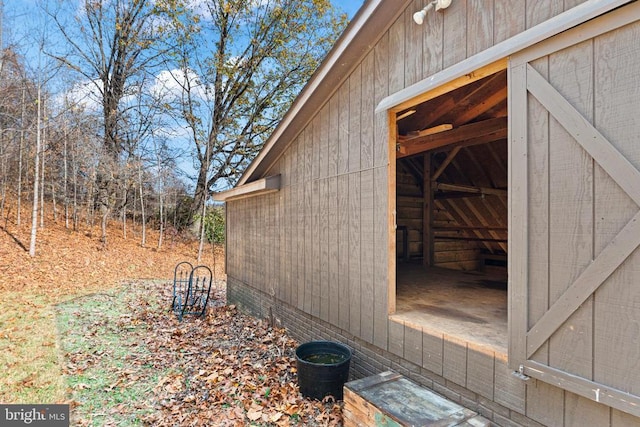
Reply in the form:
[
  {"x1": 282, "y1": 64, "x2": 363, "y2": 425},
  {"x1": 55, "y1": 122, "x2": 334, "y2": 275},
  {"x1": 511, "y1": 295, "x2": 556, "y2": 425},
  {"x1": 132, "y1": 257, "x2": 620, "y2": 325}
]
[{"x1": 295, "y1": 341, "x2": 352, "y2": 400}]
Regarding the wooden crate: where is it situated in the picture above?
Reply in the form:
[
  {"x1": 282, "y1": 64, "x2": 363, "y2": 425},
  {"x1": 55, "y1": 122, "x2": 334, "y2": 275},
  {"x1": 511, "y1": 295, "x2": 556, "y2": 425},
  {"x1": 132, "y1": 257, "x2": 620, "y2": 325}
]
[{"x1": 343, "y1": 371, "x2": 488, "y2": 427}]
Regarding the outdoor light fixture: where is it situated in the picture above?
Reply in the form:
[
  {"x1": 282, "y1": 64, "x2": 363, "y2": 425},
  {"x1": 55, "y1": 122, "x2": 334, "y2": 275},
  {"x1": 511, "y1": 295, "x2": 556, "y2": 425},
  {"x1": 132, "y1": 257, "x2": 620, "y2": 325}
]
[{"x1": 413, "y1": 0, "x2": 453, "y2": 25}]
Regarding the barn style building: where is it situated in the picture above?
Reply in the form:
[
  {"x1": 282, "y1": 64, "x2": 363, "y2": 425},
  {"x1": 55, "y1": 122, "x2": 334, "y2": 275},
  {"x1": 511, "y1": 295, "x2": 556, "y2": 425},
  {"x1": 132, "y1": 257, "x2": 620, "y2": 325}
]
[{"x1": 214, "y1": 0, "x2": 640, "y2": 425}]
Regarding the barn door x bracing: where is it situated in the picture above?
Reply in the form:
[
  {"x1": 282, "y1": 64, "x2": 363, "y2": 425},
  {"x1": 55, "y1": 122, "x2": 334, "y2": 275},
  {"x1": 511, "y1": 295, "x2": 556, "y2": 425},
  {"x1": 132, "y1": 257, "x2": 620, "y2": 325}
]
[{"x1": 508, "y1": 2, "x2": 640, "y2": 417}]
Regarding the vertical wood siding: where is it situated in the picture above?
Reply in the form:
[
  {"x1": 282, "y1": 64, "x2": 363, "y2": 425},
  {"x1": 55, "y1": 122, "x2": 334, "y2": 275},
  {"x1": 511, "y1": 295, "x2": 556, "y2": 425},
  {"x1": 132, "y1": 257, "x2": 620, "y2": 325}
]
[
  {"x1": 222, "y1": 1, "x2": 640, "y2": 426},
  {"x1": 512, "y1": 5, "x2": 640, "y2": 424}
]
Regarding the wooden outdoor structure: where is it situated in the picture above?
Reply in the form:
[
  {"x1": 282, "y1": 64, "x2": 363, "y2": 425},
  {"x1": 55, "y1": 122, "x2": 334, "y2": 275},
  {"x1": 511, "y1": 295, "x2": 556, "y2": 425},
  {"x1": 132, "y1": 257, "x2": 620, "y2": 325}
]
[
  {"x1": 343, "y1": 371, "x2": 483, "y2": 426},
  {"x1": 215, "y1": 1, "x2": 640, "y2": 425}
]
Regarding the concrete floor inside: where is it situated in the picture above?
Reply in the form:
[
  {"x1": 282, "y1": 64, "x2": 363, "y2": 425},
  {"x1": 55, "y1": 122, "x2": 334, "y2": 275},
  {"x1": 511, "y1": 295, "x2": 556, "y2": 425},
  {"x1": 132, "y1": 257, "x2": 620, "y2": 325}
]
[{"x1": 391, "y1": 263, "x2": 508, "y2": 354}]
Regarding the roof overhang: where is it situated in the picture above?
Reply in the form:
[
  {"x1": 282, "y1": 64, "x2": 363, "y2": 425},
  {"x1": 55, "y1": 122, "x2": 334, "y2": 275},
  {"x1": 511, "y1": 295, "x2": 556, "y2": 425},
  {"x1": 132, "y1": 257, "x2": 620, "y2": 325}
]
[{"x1": 213, "y1": 175, "x2": 281, "y2": 202}]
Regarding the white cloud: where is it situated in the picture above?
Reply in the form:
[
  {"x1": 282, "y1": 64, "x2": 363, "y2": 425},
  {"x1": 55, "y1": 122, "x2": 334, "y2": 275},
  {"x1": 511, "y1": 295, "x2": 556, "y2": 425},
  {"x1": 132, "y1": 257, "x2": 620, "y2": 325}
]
[
  {"x1": 151, "y1": 68, "x2": 210, "y2": 102},
  {"x1": 59, "y1": 78, "x2": 103, "y2": 112}
]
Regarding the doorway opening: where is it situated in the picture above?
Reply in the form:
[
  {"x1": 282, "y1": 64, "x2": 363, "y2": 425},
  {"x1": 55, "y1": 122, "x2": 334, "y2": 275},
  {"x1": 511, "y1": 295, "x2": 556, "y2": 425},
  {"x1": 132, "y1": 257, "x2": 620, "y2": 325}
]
[{"x1": 391, "y1": 69, "x2": 508, "y2": 353}]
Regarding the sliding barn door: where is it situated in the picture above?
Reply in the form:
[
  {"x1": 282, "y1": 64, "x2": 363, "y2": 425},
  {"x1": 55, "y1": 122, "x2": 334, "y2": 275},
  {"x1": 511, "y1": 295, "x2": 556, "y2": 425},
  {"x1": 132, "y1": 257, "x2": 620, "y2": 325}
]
[{"x1": 508, "y1": 2, "x2": 640, "y2": 417}]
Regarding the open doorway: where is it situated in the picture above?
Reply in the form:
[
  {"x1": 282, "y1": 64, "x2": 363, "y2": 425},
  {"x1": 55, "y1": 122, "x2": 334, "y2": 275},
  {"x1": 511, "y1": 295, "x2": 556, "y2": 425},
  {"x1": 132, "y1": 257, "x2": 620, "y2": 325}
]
[{"x1": 391, "y1": 69, "x2": 508, "y2": 353}]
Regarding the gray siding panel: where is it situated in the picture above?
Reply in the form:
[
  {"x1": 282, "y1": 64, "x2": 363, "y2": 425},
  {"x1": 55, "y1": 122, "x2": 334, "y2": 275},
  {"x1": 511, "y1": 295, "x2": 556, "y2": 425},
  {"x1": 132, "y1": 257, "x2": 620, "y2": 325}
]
[
  {"x1": 224, "y1": 1, "x2": 640, "y2": 425},
  {"x1": 373, "y1": 166, "x2": 389, "y2": 350},
  {"x1": 348, "y1": 172, "x2": 361, "y2": 337},
  {"x1": 360, "y1": 169, "x2": 375, "y2": 344}
]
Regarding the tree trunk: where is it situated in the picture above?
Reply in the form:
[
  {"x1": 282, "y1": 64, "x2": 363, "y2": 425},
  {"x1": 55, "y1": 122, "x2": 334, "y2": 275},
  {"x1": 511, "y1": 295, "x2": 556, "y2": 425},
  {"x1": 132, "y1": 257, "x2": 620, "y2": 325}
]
[
  {"x1": 71, "y1": 133, "x2": 78, "y2": 231},
  {"x1": 0, "y1": 130, "x2": 6, "y2": 221},
  {"x1": 139, "y1": 163, "x2": 146, "y2": 248},
  {"x1": 197, "y1": 194, "x2": 207, "y2": 262},
  {"x1": 63, "y1": 121, "x2": 69, "y2": 229},
  {"x1": 122, "y1": 188, "x2": 127, "y2": 239},
  {"x1": 191, "y1": 164, "x2": 208, "y2": 230},
  {"x1": 17, "y1": 86, "x2": 25, "y2": 226},
  {"x1": 100, "y1": 206, "x2": 108, "y2": 247},
  {"x1": 39, "y1": 147, "x2": 44, "y2": 228},
  {"x1": 96, "y1": 161, "x2": 113, "y2": 245},
  {"x1": 29, "y1": 86, "x2": 42, "y2": 257},
  {"x1": 157, "y1": 192, "x2": 164, "y2": 250},
  {"x1": 39, "y1": 106, "x2": 46, "y2": 228}
]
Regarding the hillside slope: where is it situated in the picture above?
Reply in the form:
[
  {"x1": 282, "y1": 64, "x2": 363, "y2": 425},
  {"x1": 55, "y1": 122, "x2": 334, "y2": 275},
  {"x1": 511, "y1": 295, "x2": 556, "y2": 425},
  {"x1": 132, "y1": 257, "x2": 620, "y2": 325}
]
[{"x1": 0, "y1": 202, "x2": 224, "y2": 403}]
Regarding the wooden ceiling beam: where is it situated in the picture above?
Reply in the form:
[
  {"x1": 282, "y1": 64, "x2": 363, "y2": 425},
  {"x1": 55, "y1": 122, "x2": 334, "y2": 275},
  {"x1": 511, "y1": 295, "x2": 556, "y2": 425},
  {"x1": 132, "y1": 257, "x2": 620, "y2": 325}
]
[
  {"x1": 435, "y1": 182, "x2": 507, "y2": 197},
  {"x1": 397, "y1": 117, "x2": 507, "y2": 158},
  {"x1": 432, "y1": 146, "x2": 462, "y2": 181},
  {"x1": 409, "y1": 71, "x2": 506, "y2": 131},
  {"x1": 434, "y1": 191, "x2": 484, "y2": 200},
  {"x1": 455, "y1": 85, "x2": 508, "y2": 125}
]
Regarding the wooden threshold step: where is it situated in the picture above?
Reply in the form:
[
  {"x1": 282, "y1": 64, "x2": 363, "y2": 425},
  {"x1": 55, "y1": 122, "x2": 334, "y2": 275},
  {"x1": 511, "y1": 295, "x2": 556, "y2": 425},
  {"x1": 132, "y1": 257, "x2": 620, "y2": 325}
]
[{"x1": 343, "y1": 371, "x2": 490, "y2": 427}]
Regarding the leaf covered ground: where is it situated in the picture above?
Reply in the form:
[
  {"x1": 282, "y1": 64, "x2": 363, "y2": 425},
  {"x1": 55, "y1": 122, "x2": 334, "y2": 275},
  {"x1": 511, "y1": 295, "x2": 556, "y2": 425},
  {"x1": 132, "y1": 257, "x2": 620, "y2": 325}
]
[
  {"x1": 0, "y1": 208, "x2": 222, "y2": 404},
  {"x1": 0, "y1": 203, "x2": 343, "y2": 425},
  {"x1": 58, "y1": 281, "x2": 344, "y2": 426}
]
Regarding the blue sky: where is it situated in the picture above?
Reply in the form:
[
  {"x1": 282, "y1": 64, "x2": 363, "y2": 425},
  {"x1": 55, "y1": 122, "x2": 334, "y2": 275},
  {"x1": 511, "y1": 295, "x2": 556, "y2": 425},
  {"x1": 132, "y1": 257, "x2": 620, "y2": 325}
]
[
  {"x1": 3, "y1": 1, "x2": 366, "y2": 67},
  {"x1": 335, "y1": 0, "x2": 365, "y2": 17},
  {"x1": 2, "y1": 0, "x2": 366, "y2": 188}
]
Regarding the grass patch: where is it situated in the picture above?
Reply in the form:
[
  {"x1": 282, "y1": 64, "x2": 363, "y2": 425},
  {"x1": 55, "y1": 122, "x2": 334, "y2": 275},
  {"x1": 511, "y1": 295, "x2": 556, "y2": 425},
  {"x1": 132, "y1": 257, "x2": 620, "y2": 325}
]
[
  {"x1": 0, "y1": 292, "x2": 65, "y2": 403},
  {"x1": 56, "y1": 282, "x2": 169, "y2": 426}
]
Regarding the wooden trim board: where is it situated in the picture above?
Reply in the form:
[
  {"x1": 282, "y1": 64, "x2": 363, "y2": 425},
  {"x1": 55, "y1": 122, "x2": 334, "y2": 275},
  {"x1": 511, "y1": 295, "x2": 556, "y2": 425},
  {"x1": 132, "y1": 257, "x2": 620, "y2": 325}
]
[{"x1": 213, "y1": 175, "x2": 281, "y2": 202}]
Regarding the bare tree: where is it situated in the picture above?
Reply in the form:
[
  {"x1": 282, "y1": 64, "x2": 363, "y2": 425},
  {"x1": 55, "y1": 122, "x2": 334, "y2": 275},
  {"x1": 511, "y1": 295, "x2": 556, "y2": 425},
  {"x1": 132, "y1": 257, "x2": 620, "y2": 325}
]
[
  {"x1": 163, "y1": 0, "x2": 348, "y2": 224},
  {"x1": 47, "y1": 0, "x2": 172, "y2": 246},
  {"x1": 28, "y1": 82, "x2": 42, "y2": 256},
  {"x1": 0, "y1": 48, "x2": 34, "y2": 226}
]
